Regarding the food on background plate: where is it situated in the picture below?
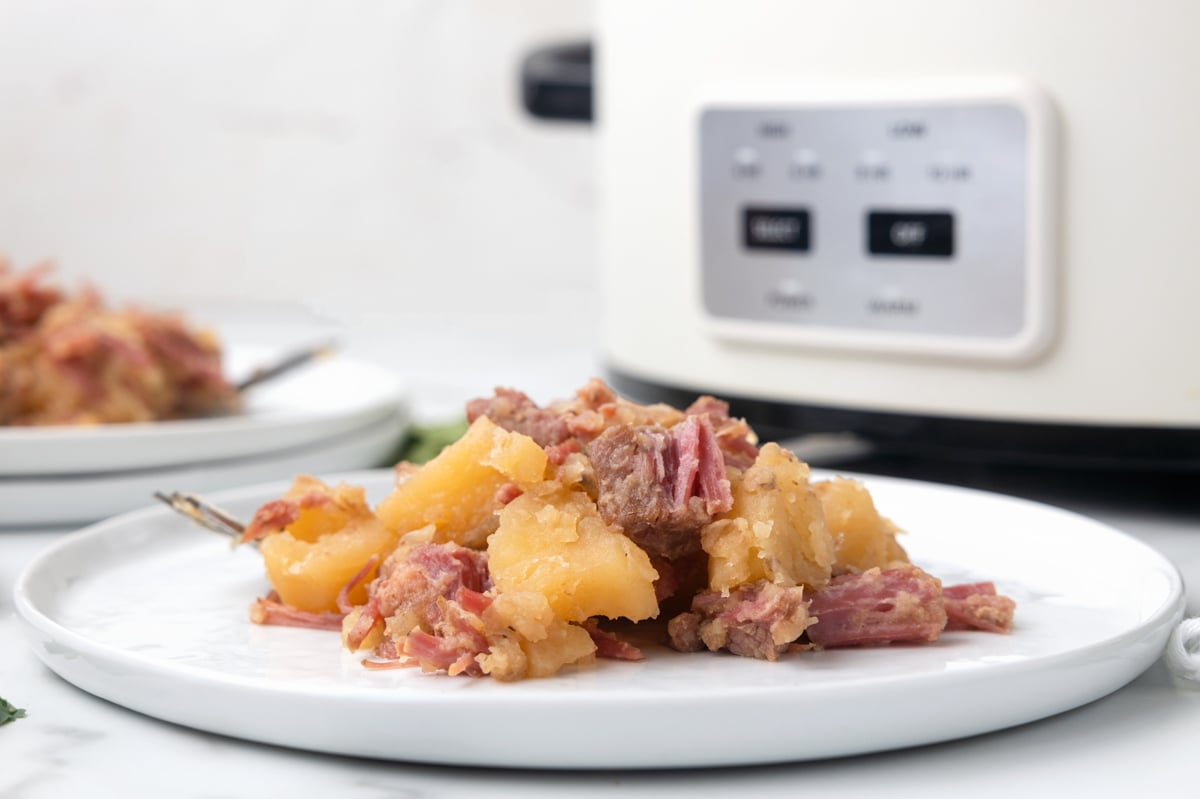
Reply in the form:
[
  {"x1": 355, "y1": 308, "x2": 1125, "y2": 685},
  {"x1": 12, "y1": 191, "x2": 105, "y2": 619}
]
[
  {"x1": 237, "y1": 379, "x2": 1016, "y2": 681},
  {"x1": 0, "y1": 258, "x2": 238, "y2": 426}
]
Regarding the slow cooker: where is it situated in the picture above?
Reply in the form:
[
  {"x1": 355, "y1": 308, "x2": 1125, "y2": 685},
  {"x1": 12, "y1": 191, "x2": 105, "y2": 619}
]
[{"x1": 525, "y1": 0, "x2": 1200, "y2": 467}]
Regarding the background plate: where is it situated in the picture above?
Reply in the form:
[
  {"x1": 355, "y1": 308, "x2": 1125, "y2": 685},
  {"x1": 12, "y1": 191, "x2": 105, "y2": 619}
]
[
  {"x1": 0, "y1": 347, "x2": 407, "y2": 476},
  {"x1": 0, "y1": 411, "x2": 407, "y2": 527},
  {"x1": 13, "y1": 470, "x2": 1184, "y2": 769}
]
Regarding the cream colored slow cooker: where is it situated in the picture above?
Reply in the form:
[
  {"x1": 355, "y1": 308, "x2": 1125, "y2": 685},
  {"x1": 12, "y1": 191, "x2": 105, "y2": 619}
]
[{"x1": 590, "y1": 0, "x2": 1200, "y2": 466}]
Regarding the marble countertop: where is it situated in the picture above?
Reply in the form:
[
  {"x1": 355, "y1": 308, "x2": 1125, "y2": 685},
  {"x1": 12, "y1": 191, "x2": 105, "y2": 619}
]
[{"x1": 3, "y1": 315, "x2": 1199, "y2": 797}]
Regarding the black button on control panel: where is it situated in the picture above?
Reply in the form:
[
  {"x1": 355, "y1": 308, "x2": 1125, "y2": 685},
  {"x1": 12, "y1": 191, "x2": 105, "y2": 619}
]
[
  {"x1": 867, "y1": 211, "x2": 954, "y2": 257},
  {"x1": 743, "y1": 207, "x2": 811, "y2": 252}
]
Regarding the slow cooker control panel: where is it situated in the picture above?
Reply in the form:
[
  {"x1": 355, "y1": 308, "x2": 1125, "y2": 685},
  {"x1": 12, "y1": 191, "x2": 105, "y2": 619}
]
[{"x1": 699, "y1": 88, "x2": 1055, "y2": 362}]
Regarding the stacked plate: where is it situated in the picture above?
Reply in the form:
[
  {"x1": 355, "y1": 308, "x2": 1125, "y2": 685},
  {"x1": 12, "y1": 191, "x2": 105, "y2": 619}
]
[{"x1": 0, "y1": 346, "x2": 410, "y2": 527}]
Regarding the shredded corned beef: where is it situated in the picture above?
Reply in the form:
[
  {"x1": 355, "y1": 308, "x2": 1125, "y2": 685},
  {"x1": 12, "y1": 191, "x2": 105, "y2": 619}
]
[
  {"x1": 668, "y1": 580, "x2": 814, "y2": 661},
  {"x1": 588, "y1": 415, "x2": 733, "y2": 561},
  {"x1": 239, "y1": 488, "x2": 338, "y2": 543},
  {"x1": 582, "y1": 621, "x2": 645, "y2": 661},
  {"x1": 944, "y1": 582, "x2": 1016, "y2": 633},
  {"x1": 466, "y1": 387, "x2": 572, "y2": 448},
  {"x1": 372, "y1": 543, "x2": 491, "y2": 621},
  {"x1": 240, "y1": 499, "x2": 302, "y2": 543},
  {"x1": 493, "y1": 483, "x2": 524, "y2": 506},
  {"x1": 401, "y1": 598, "x2": 492, "y2": 676},
  {"x1": 337, "y1": 555, "x2": 380, "y2": 614},
  {"x1": 361, "y1": 542, "x2": 495, "y2": 674},
  {"x1": 666, "y1": 611, "x2": 704, "y2": 653},
  {"x1": 684, "y1": 395, "x2": 760, "y2": 470},
  {"x1": 465, "y1": 378, "x2": 758, "y2": 471},
  {"x1": 0, "y1": 259, "x2": 239, "y2": 426},
  {"x1": 132, "y1": 310, "x2": 232, "y2": 413},
  {"x1": 344, "y1": 597, "x2": 383, "y2": 650},
  {"x1": 0, "y1": 259, "x2": 63, "y2": 342},
  {"x1": 544, "y1": 437, "x2": 583, "y2": 466},
  {"x1": 805, "y1": 565, "x2": 947, "y2": 648},
  {"x1": 249, "y1": 591, "x2": 344, "y2": 631}
]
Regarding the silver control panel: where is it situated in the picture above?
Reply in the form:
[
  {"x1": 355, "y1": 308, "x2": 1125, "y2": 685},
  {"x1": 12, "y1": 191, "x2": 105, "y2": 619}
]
[{"x1": 699, "y1": 94, "x2": 1054, "y2": 361}]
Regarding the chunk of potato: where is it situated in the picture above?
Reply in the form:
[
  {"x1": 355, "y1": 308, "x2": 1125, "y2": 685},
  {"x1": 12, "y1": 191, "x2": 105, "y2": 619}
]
[
  {"x1": 814, "y1": 477, "x2": 909, "y2": 573},
  {"x1": 276, "y1": 475, "x2": 357, "y2": 543},
  {"x1": 487, "y1": 483, "x2": 660, "y2": 623},
  {"x1": 477, "y1": 591, "x2": 597, "y2": 681},
  {"x1": 258, "y1": 479, "x2": 397, "y2": 613},
  {"x1": 702, "y1": 443, "x2": 834, "y2": 592},
  {"x1": 375, "y1": 416, "x2": 548, "y2": 546}
]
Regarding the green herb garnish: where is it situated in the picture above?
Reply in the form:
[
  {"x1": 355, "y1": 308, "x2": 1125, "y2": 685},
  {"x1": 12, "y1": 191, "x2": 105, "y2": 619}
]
[
  {"x1": 0, "y1": 697, "x2": 26, "y2": 726},
  {"x1": 395, "y1": 418, "x2": 470, "y2": 465}
]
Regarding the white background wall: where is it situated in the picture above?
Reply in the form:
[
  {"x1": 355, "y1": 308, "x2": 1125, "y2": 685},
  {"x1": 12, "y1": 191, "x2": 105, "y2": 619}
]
[{"x1": 0, "y1": 1, "x2": 596, "y2": 323}]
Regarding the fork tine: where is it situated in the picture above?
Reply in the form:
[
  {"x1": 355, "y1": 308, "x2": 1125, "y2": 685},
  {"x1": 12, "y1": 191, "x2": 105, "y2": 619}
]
[
  {"x1": 234, "y1": 341, "x2": 337, "y2": 394},
  {"x1": 154, "y1": 491, "x2": 248, "y2": 541}
]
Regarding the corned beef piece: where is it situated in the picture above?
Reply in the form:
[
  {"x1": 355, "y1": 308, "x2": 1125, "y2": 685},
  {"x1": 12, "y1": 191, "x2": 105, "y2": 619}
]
[
  {"x1": 943, "y1": 581, "x2": 1016, "y2": 633},
  {"x1": 466, "y1": 386, "x2": 573, "y2": 448},
  {"x1": 588, "y1": 415, "x2": 733, "y2": 561},
  {"x1": 684, "y1": 395, "x2": 760, "y2": 470},
  {"x1": 362, "y1": 542, "x2": 495, "y2": 676},
  {"x1": 805, "y1": 565, "x2": 947, "y2": 648},
  {"x1": 667, "y1": 580, "x2": 814, "y2": 661},
  {"x1": 466, "y1": 379, "x2": 760, "y2": 470},
  {"x1": 372, "y1": 542, "x2": 492, "y2": 622}
]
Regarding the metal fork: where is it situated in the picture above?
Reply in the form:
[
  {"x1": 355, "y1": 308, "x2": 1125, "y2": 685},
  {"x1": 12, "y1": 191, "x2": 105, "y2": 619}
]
[{"x1": 153, "y1": 491, "x2": 248, "y2": 542}]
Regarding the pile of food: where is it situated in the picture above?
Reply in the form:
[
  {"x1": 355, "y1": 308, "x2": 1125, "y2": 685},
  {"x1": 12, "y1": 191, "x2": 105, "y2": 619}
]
[
  {"x1": 0, "y1": 258, "x2": 239, "y2": 425},
  {"x1": 238, "y1": 379, "x2": 1016, "y2": 682}
]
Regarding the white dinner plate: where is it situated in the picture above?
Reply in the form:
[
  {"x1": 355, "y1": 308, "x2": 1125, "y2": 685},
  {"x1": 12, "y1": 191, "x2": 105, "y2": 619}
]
[
  {"x1": 0, "y1": 411, "x2": 408, "y2": 528},
  {"x1": 0, "y1": 347, "x2": 407, "y2": 476},
  {"x1": 13, "y1": 470, "x2": 1184, "y2": 769}
]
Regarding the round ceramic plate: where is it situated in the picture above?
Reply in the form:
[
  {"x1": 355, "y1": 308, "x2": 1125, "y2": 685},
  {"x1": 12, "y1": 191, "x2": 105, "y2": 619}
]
[
  {"x1": 13, "y1": 470, "x2": 1184, "y2": 769},
  {"x1": 0, "y1": 347, "x2": 407, "y2": 476},
  {"x1": 0, "y1": 410, "x2": 408, "y2": 528}
]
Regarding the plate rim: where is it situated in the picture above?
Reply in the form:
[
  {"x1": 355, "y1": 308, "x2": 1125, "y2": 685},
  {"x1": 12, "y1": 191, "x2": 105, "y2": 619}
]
[{"x1": 0, "y1": 419, "x2": 407, "y2": 528}]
